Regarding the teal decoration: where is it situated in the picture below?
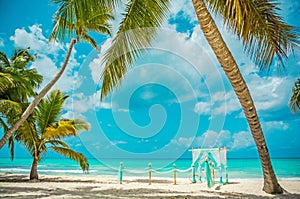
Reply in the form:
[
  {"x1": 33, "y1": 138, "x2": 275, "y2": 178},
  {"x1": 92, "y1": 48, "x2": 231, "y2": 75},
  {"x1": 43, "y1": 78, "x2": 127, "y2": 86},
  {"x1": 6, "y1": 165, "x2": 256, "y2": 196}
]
[
  {"x1": 192, "y1": 165, "x2": 196, "y2": 183},
  {"x1": 205, "y1": 160, "x2": 214, "y2": 188},
  {"x1": 219, "y1": 176, "x2": 224, "y2": 185},
  {"x1": 118, "y1": 162, "x2": 123, "y2": 184},
  {"x1": 226, "y1": 173, "x2": 229, "y2": 184}
]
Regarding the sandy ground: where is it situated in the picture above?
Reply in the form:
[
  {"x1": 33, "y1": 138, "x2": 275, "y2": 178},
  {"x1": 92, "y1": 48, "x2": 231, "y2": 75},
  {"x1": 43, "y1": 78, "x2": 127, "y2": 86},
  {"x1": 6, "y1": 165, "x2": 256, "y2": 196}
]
[{"x1": 0, "y1": 174, "x2": 299, "y2": 198}]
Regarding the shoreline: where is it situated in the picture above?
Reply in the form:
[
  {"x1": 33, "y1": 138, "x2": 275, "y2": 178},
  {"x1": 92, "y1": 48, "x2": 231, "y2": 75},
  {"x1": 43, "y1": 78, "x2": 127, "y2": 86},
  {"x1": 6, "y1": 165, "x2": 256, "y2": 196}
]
[{"x1": 0, "y1": 174, "x2": 299, "y2": 198}]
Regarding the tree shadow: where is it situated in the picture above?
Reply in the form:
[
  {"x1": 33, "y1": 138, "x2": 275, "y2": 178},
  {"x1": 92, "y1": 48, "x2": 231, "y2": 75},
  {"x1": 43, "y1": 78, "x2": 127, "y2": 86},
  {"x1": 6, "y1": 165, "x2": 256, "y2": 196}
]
[{"x1": 0, "y1": 174, "x2": 299, "y2": 199}]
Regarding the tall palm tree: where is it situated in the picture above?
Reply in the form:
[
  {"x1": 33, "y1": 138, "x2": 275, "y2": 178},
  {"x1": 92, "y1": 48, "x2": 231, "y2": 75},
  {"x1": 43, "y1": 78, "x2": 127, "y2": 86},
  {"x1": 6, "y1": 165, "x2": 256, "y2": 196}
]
[
  {"x1": 99, "y1": 0, "x2": 299, "y2": 194},
  {"x1": 14, "y1": 89, "x2": 90, "y2": 180},
  {"x1": 289, "y1": 78, "x2": 300, "y2": 113},
  {"x1": 0, "y1": 0, "x2": 113, "y2": 149},
  {"x1": 0, "y1": 49, "x2": 43, "y2": 159}
]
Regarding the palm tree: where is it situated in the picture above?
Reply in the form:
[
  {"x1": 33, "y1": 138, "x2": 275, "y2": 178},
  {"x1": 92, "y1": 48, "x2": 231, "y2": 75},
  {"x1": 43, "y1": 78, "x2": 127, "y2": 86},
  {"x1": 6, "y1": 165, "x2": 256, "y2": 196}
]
[
  {"x1": 0, "y1": 49, "x2": 43, "y2": 159},
  {"x1": 99, "y1": 0, "x2": 299, "y2": 194},
  {"x1": 14, "y1": 89, "x2": 90, "y2": 180},
  {"x1": 0, "y1": 0, "x2": 113, "y2": 149},
  {"x1": 289, "y1": 78, "x2": 300, "y2": 113}
]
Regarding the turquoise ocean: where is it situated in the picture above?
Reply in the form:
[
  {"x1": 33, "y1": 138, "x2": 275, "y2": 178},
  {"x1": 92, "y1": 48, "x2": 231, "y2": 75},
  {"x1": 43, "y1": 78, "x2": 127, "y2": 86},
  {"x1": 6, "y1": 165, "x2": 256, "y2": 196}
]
[{"x1": 1, "y1": 158, "x2": 299, "y2": 181}]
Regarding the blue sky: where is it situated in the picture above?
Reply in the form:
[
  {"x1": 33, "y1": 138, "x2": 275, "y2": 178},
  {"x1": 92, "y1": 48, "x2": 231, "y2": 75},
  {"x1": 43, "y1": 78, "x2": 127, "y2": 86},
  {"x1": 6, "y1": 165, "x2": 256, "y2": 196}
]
[{"x1": 0, "y1": 0, "x2": 299, "y2": 161}]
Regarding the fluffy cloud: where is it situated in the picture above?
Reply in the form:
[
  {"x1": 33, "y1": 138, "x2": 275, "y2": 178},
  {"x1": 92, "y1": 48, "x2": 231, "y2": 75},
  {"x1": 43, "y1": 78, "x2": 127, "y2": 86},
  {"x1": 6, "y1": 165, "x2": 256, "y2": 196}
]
[
  {"x1": 171, "y1": 129, "x2": 257, "y2": 151},
  {"x1": 194, "y1": 101, "x2": 211, "y2": 115},
  {"x1": 89, "y1": 38, "x2": 112, "y2": 84},
  {"x1": 263, "y1": 121, "x2": 289, "y2": 131},
  {"x1": 171, "y1": 130, "x2": 232, "y2": 149},
  {"x1": 10, "y1": 24, "x2": 63, "y2": 56},
  {"x1": 64, "y1": 90, "x2": 112, "y2": 116},
  {"x1": 10, "y1": 24, "x2": 81, "y2": 92},
  {"x1": 232, "y1": 131, "x2": 254, "y2": 150}
]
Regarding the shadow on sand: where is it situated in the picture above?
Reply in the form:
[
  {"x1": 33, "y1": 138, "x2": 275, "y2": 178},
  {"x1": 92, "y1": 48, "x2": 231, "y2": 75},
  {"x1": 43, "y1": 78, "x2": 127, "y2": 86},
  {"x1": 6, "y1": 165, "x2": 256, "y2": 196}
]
[{"x1": 0, "y1": 174, "x2": 299, "y2": 199}]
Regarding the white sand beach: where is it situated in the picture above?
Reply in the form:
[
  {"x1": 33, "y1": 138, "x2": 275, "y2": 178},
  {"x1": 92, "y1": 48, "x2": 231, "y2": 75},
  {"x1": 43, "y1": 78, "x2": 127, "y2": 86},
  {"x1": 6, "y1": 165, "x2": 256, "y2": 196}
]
[{"x1": 0, "y1": 174, "x2": 299, "y2": 198}]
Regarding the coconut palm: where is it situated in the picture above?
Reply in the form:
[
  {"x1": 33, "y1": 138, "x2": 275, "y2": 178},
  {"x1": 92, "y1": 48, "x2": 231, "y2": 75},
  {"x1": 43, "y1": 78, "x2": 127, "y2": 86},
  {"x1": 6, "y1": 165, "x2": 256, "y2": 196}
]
[
  {"x1": 289, "y1": 78, "x2": 300, "y2": 113},
  {"x1": 0, "y1": 48, "x2": 42, "y2": 101},
  {"x1": 0, "y1": 49, "x2": 43, "y2": 159},
  {"x1": 0, "y1": 0, "x2": 113, "y2": 149},
  {"x1": 99, "y1": 0, "x2": 299, "y2": 194},
  {"x1": 14, "y1": 89, "x2": 90, "y2": 180}
]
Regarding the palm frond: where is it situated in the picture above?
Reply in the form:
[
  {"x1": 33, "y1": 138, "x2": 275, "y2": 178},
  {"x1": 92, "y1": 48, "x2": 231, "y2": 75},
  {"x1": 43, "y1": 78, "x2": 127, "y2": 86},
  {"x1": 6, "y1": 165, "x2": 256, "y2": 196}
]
[
  {"x1": 43, "y1": 122, "x2": 77, "y2": 140},
  {"x1": 80, "y1": 33, "x2": 98, "y2": 50},
  {"x1": 46, "y1": 139, "x2": 70, "y2": 148},
  {"x1": 0, "y1": 99, "x2": 23, "y2": 122},
  {"x1": 0, "y1": 49, "x2": 42, "y2": 100},
  {"x1": 50, "y1": 0, "x2": 113, "y2": 48},
  {"x1": 37, "y1": 89, "x2": 68, "y2": 134},
  {"x1": 0, "y1": 51, "x2": 10, "y2": 67},
  {"x1": 72, "y1": 119, "x2": 90, "y2": 131},
  {"x1": 205, "y1": 0, "x2": 299, "y2": 69},
  {"x1": 98, "y1": 0, "x2": 122, "y2": 12},
  {"x1": 8, "y1": 136, "x2": 14, "y2": 160},
  {"x1": 100, "y1": 0, "x2": 171, "y2": 99},
  {"x1": 0, "y1": 72, "x2": 14, "y2": 93},
  {"x1": 51, "y1": 146, "x2": 89, "y2": 171},
  {"x1": 15, "y1": 118, "x2": 39, "y2": 157},
  {"x1": 11, "y1": 48, "x2": 36, "y2": 70},
  {"x1": 289, "y1": 78, "x2": 300, "y2": 113},
  {"x1": 0, "y1": 118, "x2": 13, "y2": 160},
  {"x1": 43, "y1": 119, "x2": 89, "y2": 140}
]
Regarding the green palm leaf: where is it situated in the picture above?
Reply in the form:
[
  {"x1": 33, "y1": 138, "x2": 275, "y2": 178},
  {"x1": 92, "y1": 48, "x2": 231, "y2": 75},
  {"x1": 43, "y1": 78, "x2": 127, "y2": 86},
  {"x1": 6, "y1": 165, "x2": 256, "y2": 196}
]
[
  {"x1": 0, "y1": 72, "x2": 14, "y2": 93},
  {"x1": 11, "y1": 48, "x2": 36, "y2": 69},
  {"x1": 45, "y1": 139, "x2": 69, "y2": 148},
  {"x1": 51, "y1": 146, "x2": 89, "y2": 171},
  {"x1": 37, "y1": 90, "x2": 68, "y2": 134},
  {"x1": 72, "y1": 119, "x2": 90, "y2": 131},
  {"x1": 0, "y1": 49, "x2": 43, "y2": 101},
  {"x1": 205, "y1": 0, "x2": 299, "y2": 69},
  {"x1": 43, "y1": 119, "x2": 90, "y2": 140},
  {"x1": 289, "y1": 78, "x2": 300, "y2": 113},
  {"x1": 15, "y1": 119, "x2": 39, "y2": 157},
  {"x1": 0, "y1": 51, "x2": 10, "y2": 67},
  {"x1": 49, "y1": 0, "x2": 113, "y2": 48},
  {"x1": 100, "y1": 0, "x2": 171, "y2": 99},
  {"x1": 0, "y1": 99, "x2": 23, "y2": 122}
]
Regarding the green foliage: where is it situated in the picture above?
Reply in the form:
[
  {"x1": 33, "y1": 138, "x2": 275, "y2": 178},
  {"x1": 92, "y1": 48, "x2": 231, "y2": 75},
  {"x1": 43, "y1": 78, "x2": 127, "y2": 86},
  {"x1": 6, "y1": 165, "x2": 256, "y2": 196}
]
[
  {"x1": 0, "y1": 49, "x2": 43, "y2": 159},
  {"x1": 289, "y1": 78, "x2": 300, "y2": 113},
  {"x1": 52, "y1": 146, "x2": 89, "y2": 171},
  {"x1": 0, "y1": 48, "x2": 43, "y2": 102},
  {"x1": 101, "y1": 0, "x2": 171, "y2": 99},
  {"x1": 205, "y1": 0, "x2": 299, "y2": 70},
  {"x1": 100, "y1": 0, "x2": 299, "y2": 99},
  {"x1": 16, "y1": 89, "x2": 90, "y2": 172},
  {"x1": 49, "y1": 0, "x2": 113, "y2": 49}
]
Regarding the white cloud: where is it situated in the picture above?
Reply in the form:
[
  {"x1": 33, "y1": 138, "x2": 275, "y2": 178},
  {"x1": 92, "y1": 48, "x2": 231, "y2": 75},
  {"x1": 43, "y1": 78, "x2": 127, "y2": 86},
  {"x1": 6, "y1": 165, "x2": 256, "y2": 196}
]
[
  {"x1": 247, "y1": 75, "x2": 292, "y2": 112},
  {"x1": 11, "y1": 24, "x2": 82, "y2": 93},
  {"x1": 64, "y1": 90, "x2": 112, "y2": 117},
  {"x1": 263, "y1": 121, "x2": 289, "y2": 131},
  {"x1": 232, "y1": 131, "x2": 254, "y2": 150},
  {"x1": 171, "y1": 130, "x2": 232, "y2": 149},
  {"x1": 89, "y1": 38, "x2": 112, "y2": 84},
  {"x1": 194, "y1": 101, "x2": 211, "y2": 114},
  {"x1": 10, "y1": 24, "x2": 63, "y2": 56},
  {"x1": 170, "y1": 129, "x2": 256, "y2": 151}
]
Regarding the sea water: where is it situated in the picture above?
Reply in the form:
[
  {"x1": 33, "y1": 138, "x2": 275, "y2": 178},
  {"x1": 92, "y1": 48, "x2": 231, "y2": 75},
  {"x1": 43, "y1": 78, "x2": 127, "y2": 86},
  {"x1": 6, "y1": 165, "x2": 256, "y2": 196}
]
[{"x1": 0, "y1": 158, "x2": 299, "y2": 180}]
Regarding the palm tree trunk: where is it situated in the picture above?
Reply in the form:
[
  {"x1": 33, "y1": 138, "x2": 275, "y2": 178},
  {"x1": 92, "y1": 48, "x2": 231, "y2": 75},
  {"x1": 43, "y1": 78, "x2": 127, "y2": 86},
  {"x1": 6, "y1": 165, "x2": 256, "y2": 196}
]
[
  {"x1": 192, "y1": 0, "x2": 283, "y2": 194},
  {"x1": 0, "y1": 39, "x2": 77, "y2": 149},
  {"x1": 30, "y1": 158, "x2": 39, "y2": 180}
]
